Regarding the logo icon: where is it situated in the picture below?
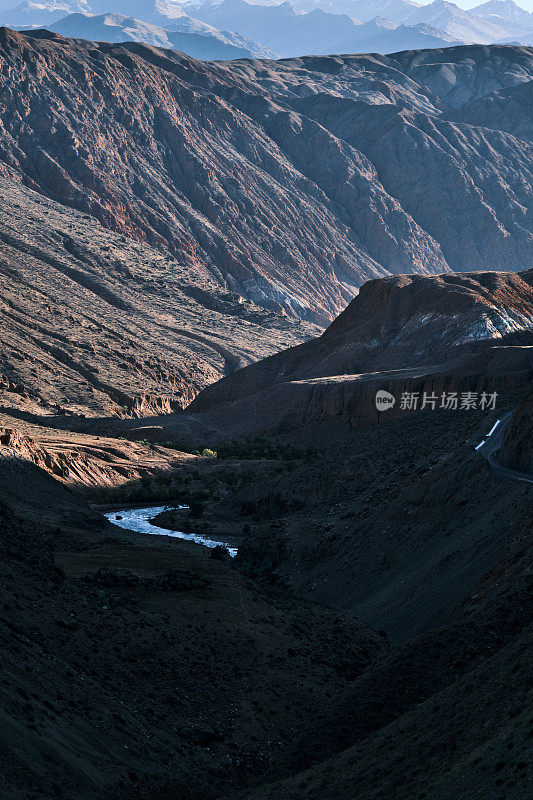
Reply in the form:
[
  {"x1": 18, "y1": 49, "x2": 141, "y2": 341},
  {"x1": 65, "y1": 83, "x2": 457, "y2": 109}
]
[{"x1": 375, "y1": 390, "x2": 396, "y2": 412}]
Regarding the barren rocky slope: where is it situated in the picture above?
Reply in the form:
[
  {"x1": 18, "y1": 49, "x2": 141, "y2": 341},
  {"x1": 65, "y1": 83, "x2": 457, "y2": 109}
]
[
  {"x1": 0, "y1": 409, "x2": 193, "y2": 487},
  {"x1": 0, "y1": 178, "x2": 313, "y2": 416},
  {"x1": 0, "y1": 30, "x2": 531, "y2": 321},
  {"x1": 499, "y1": 392, "x2": 533, "y2": 473},
  {"x1": 188, "y1": 270, "x2": 533, "y2": 435},
  {"x1": 447, "y1": 78, "x2": 533, "y2": 137}
]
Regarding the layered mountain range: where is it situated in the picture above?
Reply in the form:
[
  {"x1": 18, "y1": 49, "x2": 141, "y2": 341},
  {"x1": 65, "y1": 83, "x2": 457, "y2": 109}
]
[
  {"x1": 186, "y1": 0, "x2": 466, "y2": 56},
  {"x1": 298, "y1": 0, "x2": 532, "y2": 33},
  {"x1": 255, "y1": 0, "x2": 533, "y2": 43},
  {"x1": 42, "y1": 10, "x2": 277, "y2": 58},
  {"x1": 189, "y1": 0, "x2": 533, "y2": 51},
  {"x1": 15, "y1": 5, "x2": 470, "y2": 56},
  {"x1": 3, "y1": 0, "x2": 533, "y2": 58},
  {"x1": 0, "y1": 30, "x2": 531, "y2": 330}
]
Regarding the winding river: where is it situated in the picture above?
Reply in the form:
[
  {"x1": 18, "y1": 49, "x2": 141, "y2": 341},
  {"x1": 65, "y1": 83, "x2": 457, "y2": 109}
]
[{"x1": 104, "y1": 506, "x2": 238, "y2": 557}]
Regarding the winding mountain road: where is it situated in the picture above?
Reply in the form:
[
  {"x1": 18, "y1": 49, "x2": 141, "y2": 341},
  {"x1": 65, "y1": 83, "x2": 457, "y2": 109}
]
[{"x1": 475, "y1": 411, "x2": 533, "y2": 484}]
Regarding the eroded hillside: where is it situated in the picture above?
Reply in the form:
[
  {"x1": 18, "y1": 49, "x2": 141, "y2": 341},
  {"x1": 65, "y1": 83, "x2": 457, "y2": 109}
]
[
  {"x1": 0, "y1": 30, "x2": 531, "y2": 321},
  {"x1": 187, "y1": 270, "x2": 533, "y2": 435},
  {"x1": 0, "y1": 179, "x2": 313, "y2": 416}
]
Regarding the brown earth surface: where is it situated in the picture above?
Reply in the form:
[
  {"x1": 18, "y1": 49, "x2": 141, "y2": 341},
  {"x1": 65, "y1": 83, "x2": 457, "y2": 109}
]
[
  {"x1": 0, "y1": 178, "x2": 314, "y2": 417},
  {"x1": 0, "y1": 31, "x2": 532, "y2": 324},
  {"x1": 183, "y1": 270, "x2": 533, "y2": 438}
]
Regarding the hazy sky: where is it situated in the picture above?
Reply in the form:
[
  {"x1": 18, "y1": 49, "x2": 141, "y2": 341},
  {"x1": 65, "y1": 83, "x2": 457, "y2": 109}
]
[{"x1": 417, "y1": 0, "x2": 533, "y2": 10}]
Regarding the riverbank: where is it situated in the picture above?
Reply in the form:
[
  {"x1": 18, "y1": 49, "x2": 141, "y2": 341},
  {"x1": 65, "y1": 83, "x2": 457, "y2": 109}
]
[{"x1": 105, "y1": 506, "x2": 239, "y2": 557}]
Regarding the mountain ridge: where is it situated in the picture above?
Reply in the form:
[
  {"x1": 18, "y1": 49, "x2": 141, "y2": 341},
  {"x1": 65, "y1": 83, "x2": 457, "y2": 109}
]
[
  {"x1": 0, "y1": 30, "x2": 531, "y2": 325},
  {"x1": 4, "y1": 0, "x2": 533, "y2": 56},
  {"x1": 189, "y1": 268, "x2": 533, "y2": 418},
  {"x1": 33, "y1": 10, "x2": 276, "y2": 58},
  {"x1": 186, "y1": 0, "x2": 465, "y2": 55}
]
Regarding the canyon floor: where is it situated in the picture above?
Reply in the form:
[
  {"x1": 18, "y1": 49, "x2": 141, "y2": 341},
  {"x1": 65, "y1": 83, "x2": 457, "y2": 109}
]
[
  {"x1": 1, "y1": 372, "x2": 531, "y2": 800},
  {"x1": 1, "y1": 263, "x2": 531, "y2": 800}
]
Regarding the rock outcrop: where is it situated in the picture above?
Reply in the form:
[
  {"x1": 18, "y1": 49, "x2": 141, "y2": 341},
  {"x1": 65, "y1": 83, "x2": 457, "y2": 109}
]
[
  {"x1": 0, "y1": 413, "x2": 189, "y2": 488},
  {"x1": 188, "y1": 270, "x2": 533, "y2": 435}
]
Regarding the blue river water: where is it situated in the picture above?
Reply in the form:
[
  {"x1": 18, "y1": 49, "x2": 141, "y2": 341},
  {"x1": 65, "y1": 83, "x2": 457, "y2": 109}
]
[{"x1": 104, "y1": 506, "x2": 237, "y2": 557}]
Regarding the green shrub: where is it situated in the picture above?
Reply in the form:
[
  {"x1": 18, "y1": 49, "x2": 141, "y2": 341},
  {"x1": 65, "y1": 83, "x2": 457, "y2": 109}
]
[
  {"x1": 216, "y1": 437, "x2": 312, "y2": 461},
  {"x1": 201, "y1": 448, "x2": 217, "y2": 459}
]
